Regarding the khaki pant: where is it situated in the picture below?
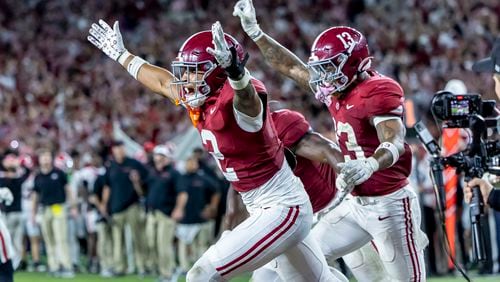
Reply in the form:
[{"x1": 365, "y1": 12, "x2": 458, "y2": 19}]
[
  {"x1": 96, "y1": 222, "x2": 113, "y2": 271},
  {"x1": 197, "y1": 220, "x2": 214, "y2": 256},
  {"x1": 40, "y1": 206, "x2": 71, "y2": 271},
  {"x1": 111, "y1": 204, "x2": 146, "y2": 273},
  {"x1": 4, "y1": 212, "x2": 24, "y2": 261},
  {"x1": 177, "y1": 221, "x2": 214, "y2": 271},
  {"x1": 146, "y1": 211, "x2": 176, "y2": 277}
]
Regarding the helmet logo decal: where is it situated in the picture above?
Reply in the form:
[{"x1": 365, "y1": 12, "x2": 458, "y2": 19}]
[
  {"x1": 309, "y1": 54, "x2": 319, "y2": 62},
  {"x1": 336, "y1": 32, "x2": 355, "y2": 49}
]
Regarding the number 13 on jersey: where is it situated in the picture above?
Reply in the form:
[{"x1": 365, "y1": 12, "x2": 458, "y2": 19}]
[
  {"x1": 336, "y1": 121, "x2": 366, "y2": 161},
  {"x1": 200, "y1": 129, "x2": 239, "y2": 182}
]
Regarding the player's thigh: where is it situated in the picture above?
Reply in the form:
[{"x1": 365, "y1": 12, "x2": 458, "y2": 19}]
[
  {"x1": 192, "y1": 204, "x2": 311, "y2": 280},
  {"x1": 312, "y1": 200, "x2": 371, "y2": 260},
  {"x1": 370, "y1": 194, "x2": 428, "y2": 281}
]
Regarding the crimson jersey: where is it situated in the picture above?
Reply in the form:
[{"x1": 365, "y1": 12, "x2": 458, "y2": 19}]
[
  {"x1": 196, "y1": 79, "x2": 284, "y2": 193},
  {"x1": 271, "y1": 109, "x2": 336, "y2": 213},
  {"x1": 328, "y1": 72, "x2": 412, "y2": 196}
]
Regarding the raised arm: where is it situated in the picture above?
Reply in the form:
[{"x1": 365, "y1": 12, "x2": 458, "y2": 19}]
[
  {"x1": 207, "y1": 22, "x2": 261, "y2": 117},
  {"x1": 87, "y1": 20, "x2": 178, "y2": 102},
  {"x1": 233, "y1": 0, "x2": 311, "y2": 92}
]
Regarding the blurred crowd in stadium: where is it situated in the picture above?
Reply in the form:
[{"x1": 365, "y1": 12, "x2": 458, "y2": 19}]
[{"x1": 0, "y1": 0, "x2": 499, "y2": 280}]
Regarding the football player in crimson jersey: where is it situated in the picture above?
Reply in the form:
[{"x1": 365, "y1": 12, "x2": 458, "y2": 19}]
[
  {"x1": 88, "y1": 20, "x2": 345, "y2": 281},
  {"x1": 234, "y1": 1, "x2": 428, "y2": 281},
  {"x1": 225, "y1": 102, "x2": 391, "y2": 282}
]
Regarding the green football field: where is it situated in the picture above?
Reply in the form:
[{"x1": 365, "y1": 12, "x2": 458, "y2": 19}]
[{"x1": 13, "y1": 272, "x2": 500, "y2": 281}]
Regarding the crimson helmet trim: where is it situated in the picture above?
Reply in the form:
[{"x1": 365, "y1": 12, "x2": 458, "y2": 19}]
[{"x1": 308, "y1": 26, "x2": 370, "y2": 94}]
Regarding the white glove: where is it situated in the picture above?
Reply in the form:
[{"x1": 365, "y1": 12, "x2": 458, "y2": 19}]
[
  {"x1": 335, "y1": 172, "x2": 349, "y2": 192},
  {"x1": 206, "y1": 21, "x2": 232, "y2": 68},
  {"x1": 339, "y1": 157, "x2": 379, "y2": 186},
  {"x1": 0, "y1": 187, "x2": 13, "y2": 206},
  {"x1": 233, "y1": 0, "x2": 263, "y2": 41},
  {"x1": 87, "y1": 19, "x2": 128, "y2": 63}
]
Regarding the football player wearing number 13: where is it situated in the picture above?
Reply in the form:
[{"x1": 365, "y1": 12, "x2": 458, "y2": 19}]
[
  {"x1": 234, "y1": 0, "x2": 429, "y2": 281},
  {"x1": 87, "y1": 19, "x2": 344, "y2": 281}
]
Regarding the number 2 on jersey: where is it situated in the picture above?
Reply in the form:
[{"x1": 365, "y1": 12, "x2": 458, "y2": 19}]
[
  {"x1": 336, "y1": 121, "x2": 365, "y2": 161},
  {"x1": 200, "y1": 129, "x2": 239, "y2": 182}
]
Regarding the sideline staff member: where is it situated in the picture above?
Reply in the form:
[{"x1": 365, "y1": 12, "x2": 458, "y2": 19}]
[
  {"x1": 102, "y1": 140, "x2": 148, "y2": 275},
  {"x1": 32, "y1": 149, "x2": 75, "y2": 277},
  {"x1": 145, "y1": 145, "x2": 187, "y2": 281},
  {"x1": 465, "y1": 37, "x2": 500, "y2": 210}
]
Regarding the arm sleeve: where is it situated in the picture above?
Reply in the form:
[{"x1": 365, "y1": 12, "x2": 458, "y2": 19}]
[
  {"x1": 488, "y1": 189, "x2": 500, "y2": 211},
  {"x1": 175, "y1": 175, "x2": 187, "y2": 194},
  {"x1": 232, "y1": 78, "x2": 267, "y2": 133},
  {"x1": 104, "y1": 168, "x2": 111, "y2": 187},
  {"x1": 272, "y1": 110, "x2": 311, "y2": 148},
  {"x1": 173, "y1": 171, "x2": 187, "y2": 193},
  {"x1": 364, "y1": 81, "x2": 405, "y2": 117},
  {"x1": 233, "y1": 98, "x2": 263, "y2": 132}
]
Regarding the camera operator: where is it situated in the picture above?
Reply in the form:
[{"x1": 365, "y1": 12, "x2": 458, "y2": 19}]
[
  {"x1": 465, "y1": 178, "x2": 499, "y2": 210},
  {"x1": 464, "y1": 37, "x2": 500, "y2": 210}
]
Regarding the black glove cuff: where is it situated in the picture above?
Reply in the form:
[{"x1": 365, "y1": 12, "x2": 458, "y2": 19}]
[{"x1": 225, "y1": 47, "x2": 250, "y2": 79}]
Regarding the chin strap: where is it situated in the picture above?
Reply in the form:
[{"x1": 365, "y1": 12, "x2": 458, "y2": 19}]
[
  {"x1": 189, "y1": 108, "x2": 201, "y2": 127},
  {"x1": 175, "y1": 99, "x2": 202, "y2": 127}
]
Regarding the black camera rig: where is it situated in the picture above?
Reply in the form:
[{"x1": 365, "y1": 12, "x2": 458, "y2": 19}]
[{"x1": 415, "y1": 91, "x2": 499, "y2": 264}]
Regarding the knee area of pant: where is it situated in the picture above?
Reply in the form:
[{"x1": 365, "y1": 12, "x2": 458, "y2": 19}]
[{"x1": 186, "y1": 256, "x2": 221, "y2": 282}]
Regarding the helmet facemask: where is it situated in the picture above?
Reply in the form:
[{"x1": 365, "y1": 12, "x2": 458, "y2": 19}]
[
  {"x1": 171, "y1": 60, "x2": 218, "y2": 109},
  {"x1": 308, "y1": 42, "x2": 357, "y2": 98}
]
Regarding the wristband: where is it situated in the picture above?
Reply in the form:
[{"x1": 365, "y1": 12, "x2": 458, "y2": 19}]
[
  {"x1": 127, "y1": 56, "x2": 148, "y2": 79},
  {"x1": 375, "y1": 142, "x2": 400, "y2": 167},
  {"x1": 117, "y1": 50, "x2": 131, "y2": 65},
  {"x1": 229, "y1": 68, "x2": 251, "y2": 90},
  {"x1": 247, "y1": 25, "x2": 263, "y2": 41}
]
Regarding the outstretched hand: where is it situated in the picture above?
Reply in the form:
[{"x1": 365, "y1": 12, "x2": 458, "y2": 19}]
[
  {"x1": 206, "y1": 21, "x2": 249, "y2": 79},
  {"x1": 87, "y1": 19, "x2": 128, "y2": 63},
  {"x1": 233, "y1": 0, "x2": 262, "y2": 40},
  {"x1": 206, "y1": 21, "x2": 232, "y2": 68}
]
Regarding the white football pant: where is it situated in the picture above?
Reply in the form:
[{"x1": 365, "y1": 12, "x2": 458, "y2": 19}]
[
  {"x1": 252, "y1": 240, "x2": 385, "y2": 282},
  {"x1": 313, "y1": 185, "x2": 429, "y2": 282},
  {"x1": 187, "y1": 162, "x2": 342, "y2": 281}
]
